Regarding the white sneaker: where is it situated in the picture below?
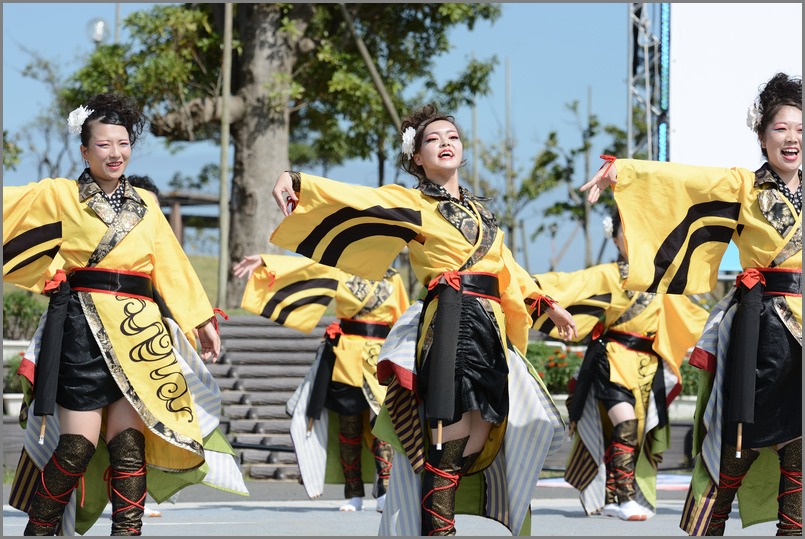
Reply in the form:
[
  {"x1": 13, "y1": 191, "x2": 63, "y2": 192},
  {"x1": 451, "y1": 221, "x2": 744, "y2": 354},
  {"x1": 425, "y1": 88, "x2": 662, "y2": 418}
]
[
  {"x1": 618, "y1": 500, "x2": 651, "y2": 521},
  {"x1": 375, "y1": 494, "x2": 386, "y2": 513},
  {"x1": 601, "y1": 503, "x2": 621, "y2": 518},
  {"x1": 339, "y1": 497, "x2": 363, "y2": 512},
  {"x1": 143, "y1": 505, "x2": 162, "y2": 518}
]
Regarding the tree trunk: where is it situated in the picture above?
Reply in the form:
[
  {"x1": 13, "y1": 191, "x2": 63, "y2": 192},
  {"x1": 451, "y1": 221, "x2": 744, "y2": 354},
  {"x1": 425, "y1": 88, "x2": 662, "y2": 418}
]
[{"x1": 225, "y1": 4, "x2": 306, "y2": 307}]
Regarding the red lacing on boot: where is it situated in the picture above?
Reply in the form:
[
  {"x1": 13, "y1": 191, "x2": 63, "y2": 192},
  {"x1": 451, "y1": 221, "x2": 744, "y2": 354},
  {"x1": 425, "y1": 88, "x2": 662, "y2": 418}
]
[
  {"x1": 777, "y1": 466, "x2": 803, "y2": 530},
  {"x1": 339, "y1": 433, "x2": 362, "y2": 478},
  {"x1": 373, "y1": 442, "x2": 393, "y2": 480},
  {"x1": 422, "y1": 462, "x2": 460, "y2": 536},
  {"x1": 606, "y1": 441, "x2": 636, "y2": 485},
  {"x1": 711, "y1": 470, "x2": 747, "y2": 522},
  {"x1": 104, "y1": 464, "x2": 147, "y2": 534},
  {"x1": 33, "y1": 453, "x2": 86, "y2": 510}
]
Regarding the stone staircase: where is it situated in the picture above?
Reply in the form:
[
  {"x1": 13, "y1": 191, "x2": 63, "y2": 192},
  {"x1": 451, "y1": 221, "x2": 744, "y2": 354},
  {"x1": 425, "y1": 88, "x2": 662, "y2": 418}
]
[{"x1": 212, "y1": 314, "x2": 334, "y2": 480}]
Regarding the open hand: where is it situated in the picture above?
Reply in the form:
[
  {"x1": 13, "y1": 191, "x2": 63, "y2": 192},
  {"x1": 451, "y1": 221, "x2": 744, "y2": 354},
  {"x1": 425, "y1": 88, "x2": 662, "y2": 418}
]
[
  {"x1": 233, "y1": 254, "x2": 264, "y2": 280},
  {"x1": 547, "y1": 303, "x2": 578, "y2": 340},
  {"x1": 579, "y1": 158, "x2": 618, "y2": 203}
]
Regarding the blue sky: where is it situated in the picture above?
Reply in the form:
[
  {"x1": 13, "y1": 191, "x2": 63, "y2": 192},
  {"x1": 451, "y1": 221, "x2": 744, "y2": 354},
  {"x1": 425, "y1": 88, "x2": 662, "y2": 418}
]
[{"x1": 3, "y1": 3, "x2": 636, "y2": 272}]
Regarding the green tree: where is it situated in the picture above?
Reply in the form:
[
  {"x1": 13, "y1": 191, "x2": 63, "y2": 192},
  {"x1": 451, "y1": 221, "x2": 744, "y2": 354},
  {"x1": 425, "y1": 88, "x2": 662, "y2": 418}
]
[
  {"x1": 3, "y1": 130, "x2": 22, "y2": 171},
  {"x1": 59, "y1": 3, "x2": 501, "y2": 307}
]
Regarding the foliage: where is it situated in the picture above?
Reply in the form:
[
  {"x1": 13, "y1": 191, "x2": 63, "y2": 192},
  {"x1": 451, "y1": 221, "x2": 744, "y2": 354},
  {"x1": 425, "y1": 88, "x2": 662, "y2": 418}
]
[
  {"x1": 3, "y1": 291, "x2": 46, "y2": 341},
  {"x1": 4, "y1": 353, "x2": 24, "y2": 393},
  {"x1": 525, "y1": 341, "x2": 584, "y2": 395},
  {"x1": 3, "y1": 130, "x2": 22, "y2": 171},
  {"x1": 526, "y1": 340, "x2": 701, "y2": 397}
]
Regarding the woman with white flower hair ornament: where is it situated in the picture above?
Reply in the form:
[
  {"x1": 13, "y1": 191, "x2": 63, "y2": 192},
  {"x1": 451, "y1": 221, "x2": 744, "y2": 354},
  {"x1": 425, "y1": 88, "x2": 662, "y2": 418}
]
[
  {"x1": 270, "y1": 103, "x2": 575, "y2": 536},
  {"x1": 580, "y1": 72, "x2": 802, "y2": 535},
  {"x1": 3, "y1": 93, "x2": 248, "y2": 536},
  {"x1": 532, "y1": 205, "x2": 708, "y2": 522}
]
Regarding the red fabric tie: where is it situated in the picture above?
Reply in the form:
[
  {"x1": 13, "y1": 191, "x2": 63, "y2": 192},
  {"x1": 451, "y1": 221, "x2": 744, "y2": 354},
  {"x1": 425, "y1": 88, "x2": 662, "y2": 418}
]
[
  {"x1": 736, "y1": 268, "x2": 766, "y2": 289},
  {"x1": 428, "y1": 271, "x2": 461, "y2": 292},
  {"x1": 599, "y1": 154, "x2": 617, "y2": 177},
  {"x1": 325, "y1": 321, "x2": 343, "y2": 340},
  {"x1": 42, "y1": 269, "x2": 67, "y2": 294},
  {"x1": 210, "y1": 308, "x2": 229, "y2": 333}
]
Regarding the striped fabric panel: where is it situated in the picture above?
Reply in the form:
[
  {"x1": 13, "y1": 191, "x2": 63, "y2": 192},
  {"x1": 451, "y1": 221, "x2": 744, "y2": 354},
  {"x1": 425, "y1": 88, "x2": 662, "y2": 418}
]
[
  {"x1": 200, "y1": 450, "x2": 250, "y2": 495},
  {"x1": 384, "y1": 378, "x2": 425, "y2": 473},
  {"x1": 8, "y1": 448, "x2": 39, "y2": 513},
  {"x1": 288, "y1": 361, "x2": 329, "y2": 499},
  {"x1": 378, "y1": 447, "x2": 422, "y2": 536},
  {"x1": 680, "y1": 479, "x2": 717, "y2": 535},
  {"x1": 573, "y1": 390, "x2": 606, "y2": 514},
  {"x1": 564, "y1": 436, "x2": 599, "y2": 492}
]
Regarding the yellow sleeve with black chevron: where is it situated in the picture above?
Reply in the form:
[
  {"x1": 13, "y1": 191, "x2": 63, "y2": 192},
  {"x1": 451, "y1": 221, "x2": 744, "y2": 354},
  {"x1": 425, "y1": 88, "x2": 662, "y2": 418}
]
[
  {"x1": 532, "y1": 263, "x2": 621, "y2": 341},
  {"x1": 3, "y1": 180, "x2": 64, "y2": 290},
  {"x1": 270, "y1": 173, "x2": 423, "y2": 281},
  {"x1": 613, "y1": 159, "x2": 753, "y2": 294},
  {"x1": 240, "y1": 254, "x2": 342, "y2": 333}
]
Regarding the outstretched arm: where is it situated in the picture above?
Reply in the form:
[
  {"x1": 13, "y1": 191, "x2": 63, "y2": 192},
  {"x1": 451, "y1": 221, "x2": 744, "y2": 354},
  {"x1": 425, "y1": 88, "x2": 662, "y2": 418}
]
[{"x1": 579, "y1": 155, "x2": 618, "y2": 203}]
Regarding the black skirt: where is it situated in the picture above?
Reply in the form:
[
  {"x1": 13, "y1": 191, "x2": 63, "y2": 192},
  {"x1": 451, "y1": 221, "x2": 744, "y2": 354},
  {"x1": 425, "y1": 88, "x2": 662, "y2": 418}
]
[
  {"x1": 417, "y1": 295, "x2": 509, "y2": 426},
  {"x1": 722, "y1": 296, "x2": 802, "y2": 447},
  {"x1": 56, "y1": 294, "x2": 124, "y2": 411}
]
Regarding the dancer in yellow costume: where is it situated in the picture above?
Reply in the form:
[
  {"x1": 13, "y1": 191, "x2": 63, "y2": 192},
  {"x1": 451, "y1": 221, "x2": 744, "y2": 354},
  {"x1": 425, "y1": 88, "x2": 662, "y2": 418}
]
[
  {"x1": 269, "y1": 104, "x2": 575, "y2": 536},
  {"x1": 235, "y1": 253, "x2": 409, "y2": 513},
  {"x1": 581, "y1": 72, "x2": 801, "y2": 536},
  {"x1": 532, "y1": 206, "x2": 708, "y2": 522},
  {"x1": 3, "y1": 94, "x2": 247, "y2": 536}
]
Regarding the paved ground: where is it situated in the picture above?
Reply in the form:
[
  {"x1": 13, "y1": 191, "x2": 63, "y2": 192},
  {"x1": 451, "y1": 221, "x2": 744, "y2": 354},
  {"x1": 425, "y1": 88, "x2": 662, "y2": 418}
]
[{"x1": 3, "y1": 475, "x2": 778, "y2": 536}]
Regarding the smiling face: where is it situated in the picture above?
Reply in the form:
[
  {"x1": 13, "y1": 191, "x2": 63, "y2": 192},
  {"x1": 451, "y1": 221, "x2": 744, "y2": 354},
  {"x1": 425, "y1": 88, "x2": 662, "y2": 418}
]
[
  {"x1": 412, "y1": 119, "x2": 463, "y2": 183},
  {"x1": 760, "y1": 105, "x2": 802, "y2": 180},
  {"x1": 80, "y1": 121, "x2": 131, "y2": 189}
]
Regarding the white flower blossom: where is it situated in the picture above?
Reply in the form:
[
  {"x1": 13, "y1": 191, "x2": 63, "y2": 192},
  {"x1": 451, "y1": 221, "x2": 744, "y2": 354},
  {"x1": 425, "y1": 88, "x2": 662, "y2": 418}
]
[
  {"x1": 602, "y1": 216, "x2": 614, "y2": 239},
  {"x1": 746, "y1": 101, "x2": 760, "y2": 132},
  {"x1": 67, "y1": 105, "x2": 94, "y2": 135},
  {"x1": 401, "y1": 126, "x2": 416, "y2": 159}
]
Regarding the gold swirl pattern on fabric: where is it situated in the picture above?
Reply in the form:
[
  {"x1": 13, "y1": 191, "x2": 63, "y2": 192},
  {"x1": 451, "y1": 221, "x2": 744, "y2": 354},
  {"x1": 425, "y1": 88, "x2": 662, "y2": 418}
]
[
  {"x1": 438, "y1": 200, "x2": 479, "y2": 245},
  {"x1": 78, "y1": 292, "x2": 204, "y2": 467},
  {"x1": 462, "y1": 200, "x2": 497, "y2": 270},
  {"x1": 118, "y1": 297, "x2": 194, "y2": 421}
]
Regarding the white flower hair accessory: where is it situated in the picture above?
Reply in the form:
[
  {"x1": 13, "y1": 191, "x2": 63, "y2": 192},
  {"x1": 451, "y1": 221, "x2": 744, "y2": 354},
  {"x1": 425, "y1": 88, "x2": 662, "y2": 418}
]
[
  {"x1": 67, "y1": 105, "x2": 94, "y2": 135},
  {"x1": 746, "y1": 101, "x2": 761, "y2": 132},
  {"x1": 401, "y1": 126, "x2": 416, "y2": 159},
  {"x1": 602, "y1": 215, "x2": 614, "y2": 239}
]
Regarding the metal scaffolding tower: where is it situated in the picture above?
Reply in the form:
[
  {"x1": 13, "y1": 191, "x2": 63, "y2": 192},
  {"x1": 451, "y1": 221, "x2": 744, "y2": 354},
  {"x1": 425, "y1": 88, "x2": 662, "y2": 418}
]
[{"x1": 626, "y1": 3, "x2": 671, "y2": 161}]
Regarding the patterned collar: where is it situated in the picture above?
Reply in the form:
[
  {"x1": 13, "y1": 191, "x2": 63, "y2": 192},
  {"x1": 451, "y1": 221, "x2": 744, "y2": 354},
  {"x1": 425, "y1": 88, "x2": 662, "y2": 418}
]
[
  {"x1": 417, "y1": 179, "x2": 488, "y2": 205},
  {"x1": 755, "y1": 162, "x2": 802, "y2": 214},
  {"x1": 77, "y1": 169, "x2": 143, "y2": 210}
]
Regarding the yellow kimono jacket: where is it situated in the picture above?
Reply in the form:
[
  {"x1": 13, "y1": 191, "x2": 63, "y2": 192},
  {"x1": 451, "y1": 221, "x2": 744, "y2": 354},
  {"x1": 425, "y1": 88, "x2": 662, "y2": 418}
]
[
  {"x1": 241, "y1": 253, "x2": 410, "y2": 407},
  {"x1": 533, "y1": 261, "x2": 708, "y2": 511},
  {"x1": 610, "y1": 159, "x2": 802, "y2": 532},
  {"x1": 3, "y1": 175, "x2": 215, "y2": 474},
  {"x1": 271, "y1": 173, "x2": 552, "y2": 474}
]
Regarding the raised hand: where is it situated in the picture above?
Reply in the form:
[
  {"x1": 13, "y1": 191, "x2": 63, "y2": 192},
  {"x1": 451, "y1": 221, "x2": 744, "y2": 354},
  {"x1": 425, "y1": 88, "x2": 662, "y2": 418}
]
[
  {"x1": 233, "y1": 254, "x2": 264, "y2": 280},
  {"x1": 579, "y1": 156, "x2": 618, "y2": 203},
  {"x1": 272, "y1": 171, "x2": 298, "y2": 217}
]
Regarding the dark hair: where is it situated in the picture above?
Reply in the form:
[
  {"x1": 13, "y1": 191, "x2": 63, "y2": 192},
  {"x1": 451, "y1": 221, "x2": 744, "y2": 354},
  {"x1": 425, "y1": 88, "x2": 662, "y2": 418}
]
[
  {"x1": 755, "y1": 73, "x2": 802, "y2": 159},
  {"x1": 609, "y1": 205, "x2": 622, "y2": 239},
  {"x1": 396, "y1": 104, "x2": 462, "y2": 184},
  {"x1": 127, "y1": 174, "x2": 161, "y2": 198},
  {"x1": 79, "y1": 93, "x2": 146, "y2": 148}
]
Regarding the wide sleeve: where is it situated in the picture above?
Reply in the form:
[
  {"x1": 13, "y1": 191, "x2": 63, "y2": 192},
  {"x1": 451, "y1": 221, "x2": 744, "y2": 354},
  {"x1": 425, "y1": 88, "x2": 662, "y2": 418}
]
[
  {"x1": 497, "y1": 242, "x2": 541, "y2": 355},
  {"x1": 240, "y1": 254, "x2": 342, "y2": 333},
  {"x1": 532, "y1": 264, "x2": 620, "y2": 341},
  {"x1": 150, "y1": 210, "x2": 214, "y2": 335},
  {"x1": 613, "y1": 159, "x2": 754, "y2": 294},
  {"x1": 388, "y1": 271, "x2": 411, "y2": 322},
  {"x1": 270, "y1": 173, "x2": 423, "y2": 280},
  {"x1": 3, "y1": 180, "x2": 63, "y2": 290},
  {"x1": 653, "y1": 294, "x2": 709, "y2": 374}
]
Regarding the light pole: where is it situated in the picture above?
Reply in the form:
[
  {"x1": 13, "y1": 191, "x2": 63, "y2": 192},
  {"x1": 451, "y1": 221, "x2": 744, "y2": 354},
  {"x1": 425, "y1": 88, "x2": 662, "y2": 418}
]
[{"x1": 86, "y1": 17, "x2": 110, "y2": 48}]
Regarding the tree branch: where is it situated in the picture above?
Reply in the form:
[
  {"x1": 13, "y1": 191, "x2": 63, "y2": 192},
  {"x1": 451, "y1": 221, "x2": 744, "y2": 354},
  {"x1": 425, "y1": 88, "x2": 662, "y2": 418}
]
[{"x1": 150, "y1": 95, "x2": 246, "y2": 140}]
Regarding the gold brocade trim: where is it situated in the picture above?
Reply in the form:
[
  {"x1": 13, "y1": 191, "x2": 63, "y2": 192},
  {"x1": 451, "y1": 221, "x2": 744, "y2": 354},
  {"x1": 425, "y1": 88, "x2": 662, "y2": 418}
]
[
  {"x1": 774, "y1": 295, "x2": 803, "y2": 345},
  {"x1": 78, "y1": 292, "x2": 204, "y2": 469},
  {"x1": 755, "y1": 165, "x2": 798, "y2": 240},
  {"x1": 773, "y1": 225, "x2": 801, "y2": 267}
]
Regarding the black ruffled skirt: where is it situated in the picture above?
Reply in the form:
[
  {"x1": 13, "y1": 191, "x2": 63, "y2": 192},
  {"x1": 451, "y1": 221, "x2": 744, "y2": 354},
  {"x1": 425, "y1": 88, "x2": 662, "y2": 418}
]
[{"x1": 417, "y1": 295, "x2": 509, "y2": 426}]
